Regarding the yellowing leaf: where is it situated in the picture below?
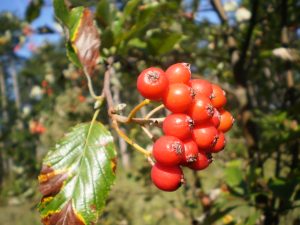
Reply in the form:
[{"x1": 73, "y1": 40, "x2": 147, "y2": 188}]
[{"x1": 53, "y1": 1, "x2": 101, "y2": 74}]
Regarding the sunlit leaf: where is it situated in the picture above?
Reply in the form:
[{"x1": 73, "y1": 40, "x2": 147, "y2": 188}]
[
  {"x1": 38, "y1": 122, "x2": 117, "y2": 225},
  {"x1": 148, "y1": 32, "x2": 182, "y2": 55},
  {"x1": 53, "y1": 0, "x2": 70, "y2": 24}
]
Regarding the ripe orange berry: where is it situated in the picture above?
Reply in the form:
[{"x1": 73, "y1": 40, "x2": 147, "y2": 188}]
[
  {"x1": 153, "y1": 136, "x2": 184, "y2": 166},
  {"x1": 163, "y1": 83, "x2": 193, "y2": 113},
  {"x1": 210, "y1": 108, "x2": 221, "y2": 127},
  {"x1": 211, "y1": 84, "x2": 227, "y2": 108},
  {"x1": 163, "y1": 114, "x2": 194, "y2": 140},
  {"x1": 137, "y1": 67, "x2": 168, "y2": 101},
  {"x1": 188, "y1": 95, "x2": 214, "y2": 122},
  {"x1": 189, "y1": 79, "x2": 213, "y2": 99},
  {"x1": 165, "y1": 63, "x2": 191, "y2": 85},
  {"x1": 218, "y1": 109, "x2": 234, "y2": 132},
  {"x1": 209, "y1": 131, "x2": 226, "y2": 153},
  {"x1": 192, "y1": 122, "x2": 218, "y2": 149},
  {"x1": 151, "y1": 163, "x2": 184, "y2": 192},
  {"x1": 182, "y1": 139, "x2": 198, "y2": 164},
  {"x1": 188, "y1": 151, "x2": 212, "y2": 170}
]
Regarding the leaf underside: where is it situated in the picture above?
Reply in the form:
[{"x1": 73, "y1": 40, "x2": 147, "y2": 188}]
[{"x1": 38, "y1": 122, "x2": 117, "y2": 225}]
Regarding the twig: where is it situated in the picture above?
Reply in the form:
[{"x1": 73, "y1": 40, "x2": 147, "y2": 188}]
[
  {"x1": 147, "y1": 157, "x2": 155, "y2": 166},
  {"x1": 112, "y1": 114, "x2": 164, "y2": 126},
  {"x1": 83, "y1": 66, "x2": 103, "y2": 101},
  {"x1": 141, "y1": 126, "x2": 155, "y2": 141},
  {"x1": 100, "y1": 58, "x2": 153, "y2": 159},
  {"x1": 145, "y1": 104, "x2": 164, "y2": 119},
  {"x1": 103, "y1": 58, "x2": 115, "y2": 110},
  {"x1": 140, "y1": 104, "x2": 165, "y2": 142},
  {"x1": 112, "y1": 121, "x2": 151, "y2": 157},
  {"x1": 127, "y1": 99, "x2": 151, "y2": 122},
  {"x1": 210, "y1": 0, "x2": 228, "y2": 23}
]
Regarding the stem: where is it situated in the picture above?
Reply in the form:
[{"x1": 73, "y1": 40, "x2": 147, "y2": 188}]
[
  {"x1": 147, "y1": 157, "x2": 155, "y2": 166},
  {"x1": 103, "y1": 59, "x2": 114, "y2": 109},
  {"x1": 210, "y1": 0, "x2": 228, "y2": 23},
  {"x1": 141, "y1": 126, "x2": 155, "y2": 141},
  {"x1": 140, "y1": 104, "x2": 164, "y2": 142},
  {"x1": 0, "y1": 66, "x2": 8, "y2": 123},
  {"x1": 145, "y1": 104, "x2": 164, "y2": 119},
  {"x1": 83, "y1": 66, "x2": 103, "y2": 101},
  {"x1": 127, "y1": 99, "x2": 151, "y2": 122},
  {"x1": 11, "y1": 62, "x2": 21, "y2": 110},
  {"x1": 112, "y1": 121, "x2": 151, "y2": 157},
  {"x1": 101, "y1": 58, "x2": 152, "y2": 158},
  {"x1": 85, "y1": 109, "x2": 101, "y2": 146},
  {"x1": 90, "y1": 108, "x2": 100, "y2": 126},
  {"x1": 112, "y1": 114, "x2": 164, "y2": 126}
]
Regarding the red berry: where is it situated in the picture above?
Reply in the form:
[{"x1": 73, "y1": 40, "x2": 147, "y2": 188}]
[
  {"x1": 210, "y1": 108, "x2": 221, "y2": 127},
  {"x1": 137, "y1": 67, "x2": 168, "y2": 101},
  {"x1": 192, "y1": 122, "x2": 218, "y2": 149},
  {"x1": 209, "y1": 131, "x2": 226, "y2": 153},
  {"x1": 218, "y1": 109, "x2": 234, "y2": 132},
  {"x1": 182, "y1": 139, "x2": 198, "y2": 164},
  {"x1": 188, "y1": 96, "x2": 214, "y2": 123},
  {"x1": 163, "y1": 114, "x2": 193, "y2": 140},
  {"x1": 151, "y1": 163, "x2": 184, "y2": 192},
  {"x1": 165, "y1": 63, "x2": 191, "y2": 85},
  {"x1": 211, "y1": 84, "x2": 227, "y2": 108},
  {"x1": 188, "y1": 151, "x2": 212, "y2": 170},
  {"x1": 189, "y1": 79, "x2": 213, "y2": 98},
  {"x1": 153, "y1": 136, "x2": 184, "y2": 166},
  {"x1": 163, "y1": 83, "x2": 193, "y2": 113}
]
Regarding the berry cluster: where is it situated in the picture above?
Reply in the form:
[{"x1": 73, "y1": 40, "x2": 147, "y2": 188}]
[{"x1": 137, "y1": 63, "x2": 234, "y2": 192}]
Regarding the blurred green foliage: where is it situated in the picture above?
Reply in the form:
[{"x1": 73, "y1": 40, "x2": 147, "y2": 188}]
[{"x1": 0, "y1": 0, "x2": 300, "y2": 225}]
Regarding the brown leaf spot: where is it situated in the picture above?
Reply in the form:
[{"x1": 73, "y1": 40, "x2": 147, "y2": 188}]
[
  {"x1": 72, "y1": 8, "x2": 100, "y2": 74},
  {"x1": 42, "y1": 201, "x2": 86, "y2": 225},
  {"x1": 111, "y1": 157, "x2": 117, "y2": 174},
  {"x1": 38, "y1": 165, "x2": 68, "y2": 197}
]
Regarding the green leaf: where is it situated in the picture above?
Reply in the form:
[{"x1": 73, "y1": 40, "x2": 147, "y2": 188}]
[
  {"x1": 68, "y1": 7, "x2": 85, "y2": 37},
  {"x1": 128, "y1": 38, "x2": 147, "y2": 49},
  {"x1": 123, "y1": 0, "x2": 141, "y2": 19},
  {"x1": 38, "y1": 122, "x2": 117, "y2": 225},
  {"x1": 53, "y1": 0, "x2": 70, "y2": 25},
  {"x1": 26, "y1": 0, "x2": 43, "y2": 22},
  {"x1": 148, "y1": 32, "x2": 182, "y2": 55},
  {"x1": 66, "y1": 41, "x2": 82, "y2": 68},
  {"x1": 116, "y1": 2, "x2": 161, "y2": 44},
  {"x1": 96, "y1": 0, "x2": 112, "y2": 28},
  {"x1": 101, "y1": 28, "x2": 115, "y2": 49}
]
